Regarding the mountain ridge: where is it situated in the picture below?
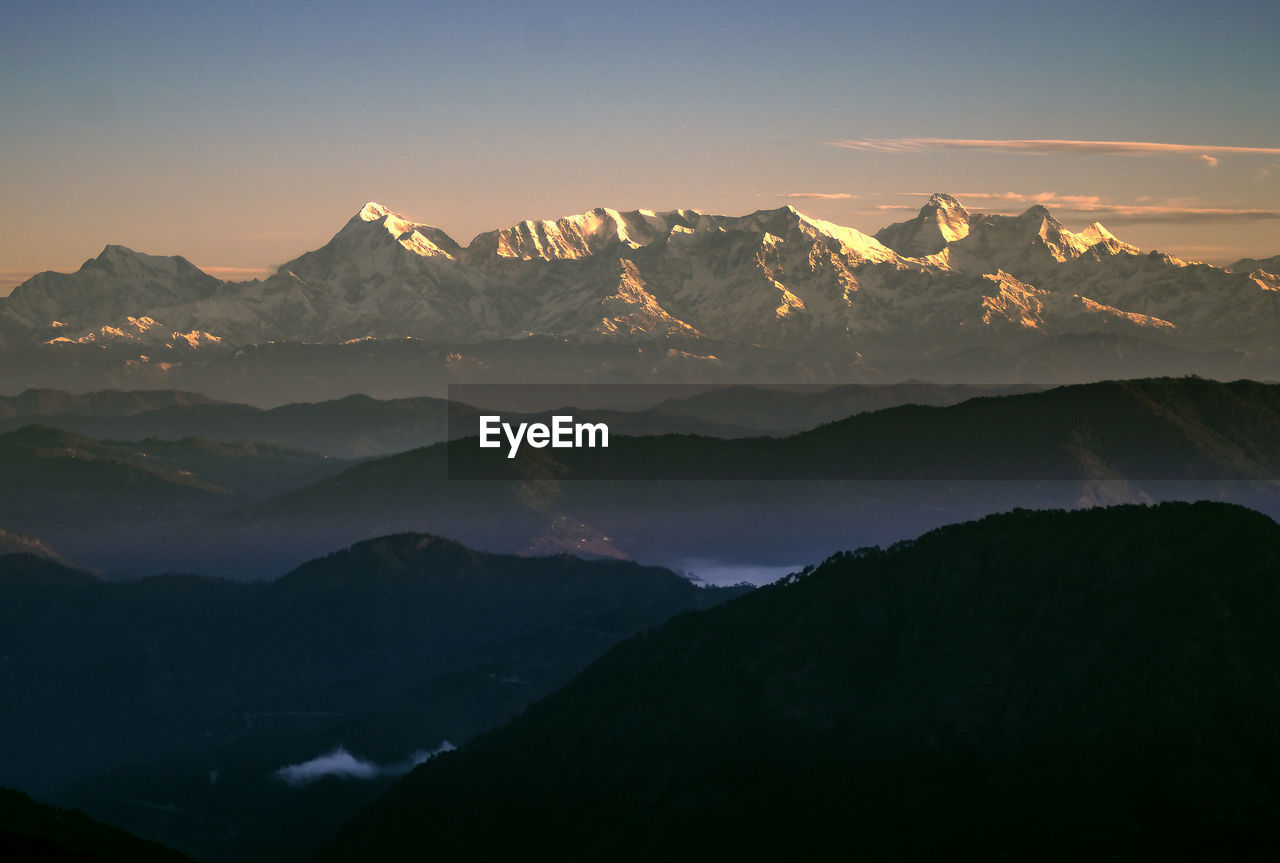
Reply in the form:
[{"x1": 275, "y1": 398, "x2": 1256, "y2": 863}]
[
  {"x1": 318, "y1": 501, "x2": 1280, "y2": 861},
  {"x1": 0, "y1": 536, "x2": 748, "y2": 861},
  {"x1": 3, "y1": 196, "x2": 1273, "y2": 348},
  {"x1": 2, "y1": 196, "x2": 1277, "y2": 391}
]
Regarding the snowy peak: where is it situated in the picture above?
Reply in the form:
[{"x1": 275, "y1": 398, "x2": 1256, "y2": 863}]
[
  {"x1": 790, "y1": 211, "x2": 898, "y2": 263},
  {"x1": 1078, "y1": 222, "x2": 1140, "y2": 257},
  {"x1": 464, "y1": 204, "x2": 896, "y2": 265},
  {"x1": 718, "y1": 206, "x2": 898, "y2": 264},
  {"x1": 469, "y1": 207, "x2": 671, "y2": 262},
  {"x1": 947, "y1": 203, "x2": 1133, "y2": 274},
  {"x1": 82, "y1": 245, "x2": 207, "y2": 279},
  {"x1": 44, "y1": 314, "x2": 225, "y2": 349},
  {"x1": 1, "y1": 196, "x2": 1272, "y2": 361},
  {"x1": 1014, "y1": 207, "x2": 1138, "y2": 259},
  {"x1": 874, "y1": 192, "x2": 974, "y2": 257},
  {"x1": 927, "y1": 192, "x2": 968, "y2": 213},
  {"x1": 1079, "y1": 222, "x2": 1117, "y2": 243},
  {"x1": 96, "y1": 243, "x2": 138, "y2": 262},
  {"x1": 340, "y1": 202, "x2": 461, "y2": 260},
  {"x1": 877, "y1": 195, "x2": 1140, "y2": 269},
  {"x1": 0, "y1": 244, "x2": 222, "y2": 344},
  {"x1": 358, "y1": 201, "x2": 393, "y2": 222}
]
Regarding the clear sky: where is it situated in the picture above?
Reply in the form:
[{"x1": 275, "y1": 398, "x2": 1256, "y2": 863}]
[{"x1": 2, "y1": 0, "x2": 1278, "y2": 294}]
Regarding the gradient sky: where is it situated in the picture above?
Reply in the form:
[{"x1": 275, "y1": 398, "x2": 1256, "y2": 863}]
[{"x1": 3, "y1": 0, "x2": 1278, "y2": 294}]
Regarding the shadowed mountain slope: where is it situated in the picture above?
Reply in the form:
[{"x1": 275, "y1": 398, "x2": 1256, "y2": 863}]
[
  {"x1": 1, "y1": 787, "x2": 192, "y2": 862},
  {"x1": 0, "y1": 539, "x2": 746, "y2": 861},
  {"x1": 321, "y1": 501, "x2": 1280, "y2": 862}
]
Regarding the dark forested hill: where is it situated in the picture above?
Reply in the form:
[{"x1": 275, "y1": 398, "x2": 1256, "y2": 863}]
[
  {"x1": 321, "y1": 501, "x2": 1280, "y2": 862},
  {"x1": 0, "y1": 540, "x2": 746, "y2": 861},
  {"x1": 0, "y1": 787, "x2": 192, "y2": 862}
]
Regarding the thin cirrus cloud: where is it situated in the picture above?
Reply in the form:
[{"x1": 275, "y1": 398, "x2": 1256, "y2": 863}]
[
  {"x1": 827, "y1": 138, "x2": 1280, "y2": 159},
  {"x1": 783, "y1": 192, "x2": 858, "y2": 200},
  {"x1": 201, "y1": 266, "x2": 276, "y2": 279},
  {"x1": 931, "y1": 191, "x2": 1105, "y2": 208},
  {"x1": 1080, "y1": 205, "x2": 1280, "y2": 225},
  {"x1": 895, "y1": 191, "x2": 1280, "y2": 225}
]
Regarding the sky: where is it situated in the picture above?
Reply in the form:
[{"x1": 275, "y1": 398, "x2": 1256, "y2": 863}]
[{"x1": 2, "y1": 0, "x2": 1278, "y2": 294}]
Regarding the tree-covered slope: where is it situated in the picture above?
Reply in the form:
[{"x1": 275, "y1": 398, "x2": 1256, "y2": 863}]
[{"x1": 322, "y1": 501, "x2": 1280, "y2": 861}]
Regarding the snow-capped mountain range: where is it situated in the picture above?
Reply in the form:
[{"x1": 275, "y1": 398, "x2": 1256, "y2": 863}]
[{"x1": 2, "y1": 195, "x2": 1277, "y2": 361}]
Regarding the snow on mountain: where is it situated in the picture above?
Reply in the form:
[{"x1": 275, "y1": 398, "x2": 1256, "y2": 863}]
[
  {"x1": 351, "y1": 201, "x2": 462, "y2": 259},
  {"x1": 1076, "y1": 222, "x2": 1139, "y2": 256},
  {"x1": 1039, "y1": 250, "x2": 1278, "y2": 344},
  {"x1": 0, "y1": 246, "x2": 221, "y2": 347},
  {"x1": 937, "y1": 204, "x2": 1133, "y2": 277},
  {"x1": 1228, "y1": 254, "x2": 1280, "y2": 278},
  {"x1": 874, "y1": 192, "x2": 972, "y2": 257},
  {"x1": 45, "y1": 314, "x2": 167, "y2": 344},
  {"x1": 1, "y1": 197, "x2": 1276, "y2": 360},
  {"x1": 464, "y1": 204, "x2": 898, "y2": 267},
  {"x1": 44, "y1": 314, "x2": 224, "y2": 349},
  {"x1": 466, "y1": 207, "x2": 669, "y2": 261}
]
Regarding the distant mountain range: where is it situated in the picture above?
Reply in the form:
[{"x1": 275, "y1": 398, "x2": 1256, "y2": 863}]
[
  {"x1": 224, "y1": 378, "x2": 1280, "y2": 577},
  {"x1": 0, "y1": 383, "x2": 1041, "y2": 457},
  {"x1": 319, "y1": 501, "x2": 1280, "y2": 861},
  {"x1": 2, "y1": 196, "x2": 1277, "y2": 398},
  {"x1": 4, "y1": 378, "x2": 1279, "y2": 578},
  {"x1": 1, "y1": 787, "x2": 192, "y2": 862}
]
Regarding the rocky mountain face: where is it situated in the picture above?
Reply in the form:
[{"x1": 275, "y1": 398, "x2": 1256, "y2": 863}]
[
  {"x1": 2, "y1": 196, "x2": 1276, "y2": 382},
  {"x1": 872, "y1": 191, "x2": 975, "y2": 256},
  {"x1": 0, "y1": 247, "x2": 223, "y2": 350}
]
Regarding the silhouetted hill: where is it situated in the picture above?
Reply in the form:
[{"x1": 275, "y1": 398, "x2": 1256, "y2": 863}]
[
  {"x1": 0, "y1": 391, "x2": 455, "y2": 458},
  {"x1": 321, "y1": 502, "x2": 1280, "y2": 861},
  {"x1": 0, "y1": 419, "x2": 345, "y2": 501},
  {"x1": 444, "y1": 377, "x2": 1280, "y2": 480},
  {"x1": 9, "y1": 378, "x2": 1280, "y2": 579},
  {"x1": 648, "y1": 381, "x2": 1044, "y2": 432},
  {"x1": 232, "y1": 378, "x2": 1280, "y2": 574},
  {"x1": 0, "y1": 388, "x2": 223, "y2": 420},
  {"x1": 0, "y1": 424, "x2": 348, "y2": 575},
  {"x1": 0, "y1": 540, "x2": 746, "y2": 861},
  {"x1": 0, "y1": 384, "x2": 1044, "y2": 458},
  {"x1": 0, "y1": 787, "x2": 192, "y2": 862}
]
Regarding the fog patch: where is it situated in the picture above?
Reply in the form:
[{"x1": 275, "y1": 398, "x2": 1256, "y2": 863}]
[
  {"x1": 274, "y1": 741, "x2": 456, "y2": 786},
  {"x1": 681, "y1": 559, "x2": 803, "y2": 587}
]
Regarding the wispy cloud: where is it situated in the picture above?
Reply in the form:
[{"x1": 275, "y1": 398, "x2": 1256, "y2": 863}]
[
  {"x1": 1086, "y1": 206, "x2": 1280, "y2": 225},
  {"x1": 909, "y1": 191, "x2": 1106, "y2": 208},
  {"x1": 274, "y1": 742, "x2": 455, "y2": 786},
  {"x1": 828, "y1": 138, "x2": 1280, "y2": 158},
  {"x1": 898, "y1": 191, "x2": 1280, "y2": 225},
  {"x1": 200, "y1": 265, "x2": 275, "y2": 279},
  {"x1": 783, "y1": 192, "x2": 857, "y2": 200},
  {"x1": 1199, "y1": 155, "x2": 1221, "y2": 168}
]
